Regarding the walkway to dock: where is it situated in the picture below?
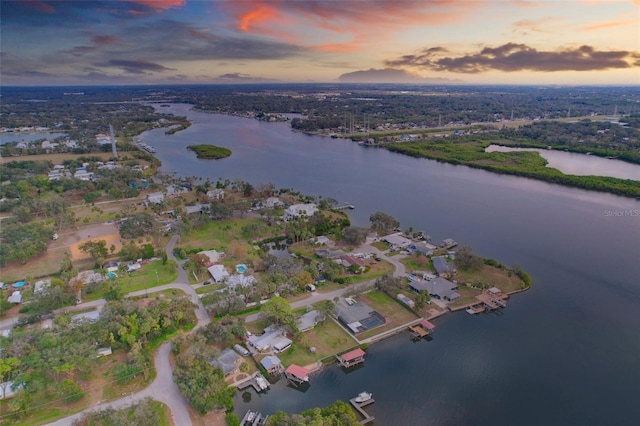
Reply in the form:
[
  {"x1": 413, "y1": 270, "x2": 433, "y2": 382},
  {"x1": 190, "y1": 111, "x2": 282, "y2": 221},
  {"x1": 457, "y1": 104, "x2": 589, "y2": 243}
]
[
  {"x1": 349, "y1": 396, "x2": 375, "y2": 424},
  {"x1": 234, "y1": 372, "x2": 268, "y2": 393}
]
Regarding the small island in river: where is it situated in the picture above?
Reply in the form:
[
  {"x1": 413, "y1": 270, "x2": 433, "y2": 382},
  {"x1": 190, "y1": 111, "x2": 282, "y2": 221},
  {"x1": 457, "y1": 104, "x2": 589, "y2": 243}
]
[{"x1": 187, "y1": 144, "x2": 232, "y2": 159}]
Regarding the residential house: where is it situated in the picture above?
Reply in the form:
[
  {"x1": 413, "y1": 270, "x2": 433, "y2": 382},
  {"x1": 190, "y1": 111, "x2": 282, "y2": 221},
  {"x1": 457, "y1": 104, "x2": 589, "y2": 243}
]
[
  {"x1": 283, "y1": 203, "x2": 318, "y2": 221},
  {"x1": 206, "y1": 189, "x2": 225, "y2": 200},
  {"x1": 34, "y1": 279, "x2": 51, "y2": 295},
  {"x1": 432, "y1": 256, "x2": 457, "y2": 278},
  {"x1": 146, "y1": 192, "x2": 164, "y2": 204},
  {"x1": 409, "y1": 277, "x2": 460, "y2": 301},
  {"x1": 340, "y1": 255, "x2": 366, "y2": 272},
  {"x1": 199, "y1": 250, "x2": 223, "y2": 264},
  {"x1": 381, "y1": 232, "x2": 412, "y2": 249},
  {"x1": 311, "y1": 236, "x2": 330, "y2": 245},
  {"x1": 260, "y1": 355, "x2": 283, "y2": 375},
  {"x1": 296, "y1": 310, "x2": 321, "y2": 332},
  {"x1": 226, "y1": 274, "x2": 256, "y2": 291},
  {"x1": 7, "y1": 291, "x2": 22, "y2": 304},
  {"x1": 208, "y1": 265, "x2": 229, "y2": 283},
  {"x1": 183, "y1": 204, "x2": 208, "y2": 215},
  {"x1": 407, "y1": 241, "x2": 436, "y2": 256},
  {"x1": 210, "y1": 349, "x2": 242, "y2": 377},
  {"x1": 263, "y1": 197, "x2": 282, "y2": 208}
]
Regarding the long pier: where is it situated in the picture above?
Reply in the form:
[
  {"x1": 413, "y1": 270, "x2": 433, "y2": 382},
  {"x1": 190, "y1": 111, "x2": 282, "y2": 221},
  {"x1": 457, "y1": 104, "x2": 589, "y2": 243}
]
[{"x1": 349, "y1": 396, "x2": 375, "y2": 425}]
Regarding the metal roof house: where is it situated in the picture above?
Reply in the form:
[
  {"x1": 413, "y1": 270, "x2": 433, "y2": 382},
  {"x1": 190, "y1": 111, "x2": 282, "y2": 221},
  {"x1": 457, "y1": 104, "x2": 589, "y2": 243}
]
[
  {"x1": 260, "y1": 355, "x2": 283, "y2": 374},
  {"x1": 381, "y1": 232, "x2": 412, "y2": 248},
  {"x1": 409, "y1": 277, "x2": 460, "y2": 301},
  {"x1": 208, "y1": 264, "x2": 230, "y2": 282}
]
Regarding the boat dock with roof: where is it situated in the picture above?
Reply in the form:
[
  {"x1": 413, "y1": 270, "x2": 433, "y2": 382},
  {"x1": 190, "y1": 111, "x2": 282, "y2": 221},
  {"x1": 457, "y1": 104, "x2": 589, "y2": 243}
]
[{"x1": 337, "y1": 348, "x2": 366, "y2": 368}]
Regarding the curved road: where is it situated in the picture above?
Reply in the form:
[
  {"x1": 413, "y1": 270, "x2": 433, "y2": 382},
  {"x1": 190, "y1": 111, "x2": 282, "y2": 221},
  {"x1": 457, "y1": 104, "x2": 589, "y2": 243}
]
[
  {"x1": 47, "y1": 238, "x2": 403, "y2": 425},
  {"x1": 47, "y1": 235, "x2": 210, "y2": 426}
]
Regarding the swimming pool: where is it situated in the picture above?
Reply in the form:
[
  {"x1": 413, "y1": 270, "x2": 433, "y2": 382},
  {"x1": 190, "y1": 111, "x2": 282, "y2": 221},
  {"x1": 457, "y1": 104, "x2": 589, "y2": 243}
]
[
  {"x1": 106, "y1": 272, "x2": 117, "y2": 279},
  {"x1": 236, "y1": 264, "x2": 247, "y2": 273},
  {"x1": 12, "y1": 281, "x2": 26, "y2": 288}
]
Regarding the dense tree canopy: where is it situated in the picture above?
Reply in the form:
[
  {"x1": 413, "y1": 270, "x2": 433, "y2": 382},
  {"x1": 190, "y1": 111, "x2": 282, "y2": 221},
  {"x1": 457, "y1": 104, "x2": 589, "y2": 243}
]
[{"x1": 369, "y1": 211, "x2": 400, "y2": 233}]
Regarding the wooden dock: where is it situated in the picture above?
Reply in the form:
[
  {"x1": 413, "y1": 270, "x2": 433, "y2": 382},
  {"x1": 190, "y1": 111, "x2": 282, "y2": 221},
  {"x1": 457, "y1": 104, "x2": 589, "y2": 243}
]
[
  {"x1": 349, "y1": 396, "x2": 375, "y2": 424},
  {"x1": 236, "y1": 373, "x2": 269, "y2": 393},
  {"x1": 408, "y1": 324, "x2": 428, "y2": 340},
  {"x1": 240, "y1": 410, "x2": 269, "y2": 426}
]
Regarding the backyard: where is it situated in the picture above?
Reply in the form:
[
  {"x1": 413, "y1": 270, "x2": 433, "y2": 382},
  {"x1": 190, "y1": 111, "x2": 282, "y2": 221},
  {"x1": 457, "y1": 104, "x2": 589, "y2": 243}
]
[{"x1": 355, "y1": 291, "x2": 420, "y2": 340}]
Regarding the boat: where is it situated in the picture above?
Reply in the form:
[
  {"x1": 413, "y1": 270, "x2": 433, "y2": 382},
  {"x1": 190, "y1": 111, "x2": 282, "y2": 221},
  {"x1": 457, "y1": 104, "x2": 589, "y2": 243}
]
[
  {"x1": 256, "y1": 376, "x2": 269, "y2": 390},
  {"x1": 246, "y1": 411, "x2": 256, "y2": 422},
  {"x1": 355, "y1": 391, "x2": 372, "y2": 403}
]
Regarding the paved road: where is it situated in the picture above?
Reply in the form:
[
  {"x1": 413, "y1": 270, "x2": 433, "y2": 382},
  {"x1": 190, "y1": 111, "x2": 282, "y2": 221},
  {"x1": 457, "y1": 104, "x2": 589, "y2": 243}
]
[{"x1": 47, "y1": 235, "x2": 210, "y2": 426}]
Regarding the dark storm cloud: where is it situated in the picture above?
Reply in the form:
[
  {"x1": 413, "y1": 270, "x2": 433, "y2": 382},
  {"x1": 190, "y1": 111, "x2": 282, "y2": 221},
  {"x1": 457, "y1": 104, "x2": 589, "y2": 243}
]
[
  {"x1": 96, "y1": 59, "x2": 175, "y2": 74},
  {"x1": 338, "y1": 68, "x2": 461, "y2": 83},
  {"x1": 385, "y1": 43, "x2": 639, "y2": 73}
]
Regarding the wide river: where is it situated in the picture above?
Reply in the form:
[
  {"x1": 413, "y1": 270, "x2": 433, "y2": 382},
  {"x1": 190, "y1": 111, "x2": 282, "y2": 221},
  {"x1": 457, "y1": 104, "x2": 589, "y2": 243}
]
[{"x1": 141, "y1": 104, "x2": 640, "y2": 426}]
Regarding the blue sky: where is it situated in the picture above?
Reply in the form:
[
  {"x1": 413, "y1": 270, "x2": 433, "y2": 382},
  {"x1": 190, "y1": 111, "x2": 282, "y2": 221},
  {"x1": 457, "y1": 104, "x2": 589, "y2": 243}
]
[{"x1": 1, "y1": 0, "x2": 639, "y2": 85}]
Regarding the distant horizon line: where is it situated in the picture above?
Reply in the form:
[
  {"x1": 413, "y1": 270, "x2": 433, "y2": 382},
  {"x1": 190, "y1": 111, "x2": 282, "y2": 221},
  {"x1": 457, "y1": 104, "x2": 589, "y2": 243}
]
[{"x1": 3, "y1": 82, "x2": 640, "y2": 89}]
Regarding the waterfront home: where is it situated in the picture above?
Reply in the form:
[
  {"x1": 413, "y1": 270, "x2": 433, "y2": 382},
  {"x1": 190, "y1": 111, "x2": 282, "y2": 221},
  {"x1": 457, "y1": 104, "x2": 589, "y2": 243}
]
[
  {"x1": 409, "y1": 277, "x2": 460, "y2": 302},
  {"x1": 381, "y1": 232, "x2": 412, "y2": 249},
  {"x1": 210, "y1": 349, "x2": 242, "y2": 377},
  {"x1": 432, "y1": 256, "x2": 457, "y2": 278},
  {"x1": 208, "y1": 264, "x2": 229, "y2": 283},
  {"x1": 206, "y1": 188, "x2": 225, "y2": 200},
  {"x1": 334, "y1": 299, "x2": 386, "y2": 334},
  {"x1": 262, "y1": 197, "x2": 283, "y2": 208},
  {"x1": 407, "y1": 242, "x2": 436, "y2": 256},
  {"x1": 283, "y1": 203, "x2": 318, "y2": 221},
  {"x1": 260, "y1": 355, "x2": 283, "y2": 375}
]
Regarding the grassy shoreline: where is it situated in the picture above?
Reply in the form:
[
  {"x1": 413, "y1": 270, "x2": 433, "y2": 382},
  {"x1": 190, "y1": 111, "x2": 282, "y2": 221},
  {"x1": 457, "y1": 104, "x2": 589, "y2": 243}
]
[{"x1": 385, "y1": 139, "x2": 640, "y2": 198}]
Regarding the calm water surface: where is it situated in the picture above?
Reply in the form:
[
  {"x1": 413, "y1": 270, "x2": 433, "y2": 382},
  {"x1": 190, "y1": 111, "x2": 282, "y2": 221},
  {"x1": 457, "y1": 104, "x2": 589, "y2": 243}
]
[
  {"x1": 0, "y1": 132, "x2": 68, "y2": 145},
  {"x1": 142, "y1": 104, "x2": 640, "y2": 426},
  {"x1": 485, "y1": 144, "x2": 640, "y2": 180}
]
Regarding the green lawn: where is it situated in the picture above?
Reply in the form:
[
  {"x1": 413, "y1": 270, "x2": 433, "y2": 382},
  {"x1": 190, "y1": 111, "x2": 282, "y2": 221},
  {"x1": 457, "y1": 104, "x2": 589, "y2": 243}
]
[
  {"x1": 341, "y1": 259, "x2": 394, "y2": 284},
  {"x1": 400, "y1": 254, "x2": 433, "y2": 273},
  {"x1": 455, "y1": 264, "x2": 525, "y2": 293},
  {"x1": 83, "y1": 260, "x2": 177, "y2": 301},
  {"x1": 276, "y1": 319, "x2": 357, "y2": 367},
  {"x1": 371, "y1": 241, "x2": 388, "y2": 251},
  {"x1": 356, "y1": 291, "x2": 420, "y2": 340}
]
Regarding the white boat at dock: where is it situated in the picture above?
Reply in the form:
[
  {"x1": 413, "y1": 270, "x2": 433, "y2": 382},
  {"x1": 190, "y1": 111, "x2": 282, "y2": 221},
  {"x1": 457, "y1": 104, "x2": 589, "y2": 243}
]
[
  {"x1": 355, "y1": 391, "x2": 372, "y2": 403},
  {"x1": 256, "y1": 375, "x2": 269, "y2": 390}
]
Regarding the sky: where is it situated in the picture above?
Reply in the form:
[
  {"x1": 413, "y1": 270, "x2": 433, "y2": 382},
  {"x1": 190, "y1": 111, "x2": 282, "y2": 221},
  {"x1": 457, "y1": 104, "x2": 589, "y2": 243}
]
[{"x1": 1, "y1": 0, "x2": 639, "y2": 86}]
